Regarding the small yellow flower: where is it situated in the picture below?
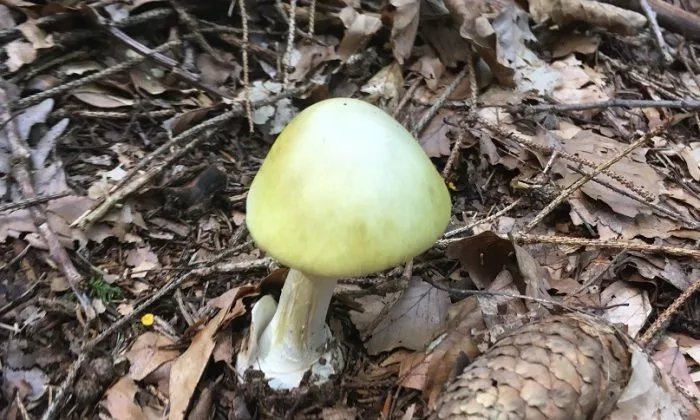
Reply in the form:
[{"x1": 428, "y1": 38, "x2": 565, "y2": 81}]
[
  {"x1": 141, "y1": 313, "x2": 155, "y2": 327},
  {"x1": 447, "y1": 181, "x2": 457, "y2": 191}
]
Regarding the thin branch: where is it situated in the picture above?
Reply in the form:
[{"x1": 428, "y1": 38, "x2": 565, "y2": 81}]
[
  {"x1": 0, "y1": 86, "x2": 94, "y2": 320},
  {"x1": 522, "y1": 121, "x2": 673, "y2": 232},
  {"x1": 514, "y1": 232, "x2": 700, "y2": 259},
  {"x1": 510, "y1": 98, "x2": 700, "y2": 114},
  {"x1": 411, "y1": 64, "x2": 470, "y2": 137}
]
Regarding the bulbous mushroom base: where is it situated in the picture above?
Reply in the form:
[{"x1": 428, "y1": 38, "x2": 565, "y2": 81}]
[{"x1": 236, "y1": 293, "x2": 346, "y2": 390}]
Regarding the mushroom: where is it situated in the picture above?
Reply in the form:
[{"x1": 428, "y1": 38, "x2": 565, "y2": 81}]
[{"x1": 236, "y1": 97, "x2": 451, "y2": 390}]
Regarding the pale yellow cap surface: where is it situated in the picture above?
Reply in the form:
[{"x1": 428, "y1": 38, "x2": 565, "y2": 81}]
[{"x1": 246, "y1": 98, "x2": 451, "y2": 278}]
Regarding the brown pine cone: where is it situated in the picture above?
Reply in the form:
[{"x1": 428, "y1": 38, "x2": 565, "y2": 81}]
[{"x1": 433, "y1": 313, "x2": 633, "y2": 420}]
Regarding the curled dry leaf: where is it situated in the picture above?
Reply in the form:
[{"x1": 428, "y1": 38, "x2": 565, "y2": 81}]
[
  {"x1": 360, "y1": 61, "x2": 405, "y2": 112},
  {"x1": 390, "y1": 0, "x2": 421, "y2": 64},
  {"x1": 398, "y1": 296, "x2": 485, "y2": 406},
  {"x1": 529, "y1": 0, "x2": 647, "y2": 36},
  {"x1": 601, "y1": 280, "x2": 651, "y2": 338},
  {"x1": 547, "y1": 129, "x2": 662, "y2": 218},
  {"x1": 411, "y1": 56, "x2": 446, "y2": 91},
  {"x1": 71, "y1": 84, "x2": 135, "y2": 108},
  {"x1": 126, "y1": 332, "x2": 180, "y2": 381},
  {"x1": 444, "y1": 0, "x2": 516, "y2": 87},
  {"x1": 362, "y1": 277, "x2": 451, "y2": 355},
  {"x1": 337, "y1": 7, "x2": 382, "y2": 61}
]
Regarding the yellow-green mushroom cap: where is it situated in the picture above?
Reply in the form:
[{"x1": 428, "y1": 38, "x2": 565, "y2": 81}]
[{"x1": 246, "y1": 97, "x2": 452, "y2": 278}]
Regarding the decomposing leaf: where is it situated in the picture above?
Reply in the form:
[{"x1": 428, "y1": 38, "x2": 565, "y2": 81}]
[
  {"x1": 390, "y1": 0, "x2": 420, "y2": 64},
  {"x1": 337, "y1": 7, "x2": 383, "y2": 61},
  {"x1": 493, "y1": 3, "x2": 558, "y2": 93},
  {"x1": 446, "y1": 231, "x2": 518, "y2": 289},
  {"x1": 129, "y1": 68, "x2": 167, "y2": 95},
  {"x1": 610, "y1": 345, "x2": 684, "y2": 420},
  {"x1": 17, "y1": 20, "x2": 54, "y2": 50},
  {"x1": 410, "y1": 56, "x2": 445, "y2": 91},
  {"x1": 289, "y1": 40, "x2": 337, "y2": 81},
  {"x1": 169, "y1": 301, "x2": 232, "y2": 420},
  {"x1": 5, "y1": 40, "x2": 36, "y2": 72},
  {"x1": 546, "y1": 129, "x2": 662, "y2": 218},
  {"x1": 398, "y1": 296, "x2": 485, "y2": 406},
  {"x1": 126, "y1": 332, "x2": 180, "y2": 381},
  {"x1": 196, "y1": 51, "x2": 240, "y2": 87},
  {"x1": 600, "y1": 280, "x2": 651, "y2": 338},
  {"x1": 360, "y1": 62, "x2": 404, "y2": 112},
  {"x1": 418, "y1": 108, "x2": 454, "y2": 157},
  {"x1": 1, "y1": 367, "x2": 49, "y2": 401},
  {"x1": 362, "y1": 277, "x2": 450, "y2": 355},
  {"x1": 529, "y1": 0, "x2": 647, "y2": 36},
  {"x1": 126, "y1": 246, "x2": 161, "y2": 279},
  {"x1": 71, "y1": 84, "x2": 135, "y2": 108},
  {"x1": 444, "y1": 0, "x2": 516, "y2": 87},
  {"x1": 102, "y1": 376, "x2": 148, "y2": 420}
]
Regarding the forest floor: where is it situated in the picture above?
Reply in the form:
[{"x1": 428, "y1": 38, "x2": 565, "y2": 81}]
[{"x1": 2, "y1": 0, "x2": 700, "y2": 419}]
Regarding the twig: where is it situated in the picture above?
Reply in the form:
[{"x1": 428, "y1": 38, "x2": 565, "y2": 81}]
[
  {"x1": 510, "y1": 98, "x2": 700, "y2": 114},
  {"x1": 0, "y1": 87, "x2": 94, "y2": 320},
  {"x1": 566, "y1": 164, "x2": 698, "y2": 228},
  {"x1": 50, "y1": 109, "x2": 176, "y2": 120},
  {"x1": 442, "y1": 52, "x2": 476, "y2": 180},
  {"x1": 474, "y1": 116, "x2": 656, "y2": 201},
  {"x1": 40, "y1": 353, "x2": 88, "y2": 420},
  {"x1": 71, "y1": 88, "x2": 302, "y2": 228},
  {"x1": 514, "y1": 232, "x2": 700, "y2": 259},
  {"x1": 638, "y1": 274, "x2": 700, "y2": 348},
  {"x1": 284, "y1": 0, "x2": 298, "y2": 86},
  {"x1": 239, "y1": 0, "x2": 254, "y2": 133},
  {"x1": 72, "y1": 134, "x2": 208, "y2": 228},
  {"x1": 411, "y1": 64, "x2": 470, "y2": 137},
  {"x1": 308, "y1": 0, "x2": 317, "y2": 36},
  {"x1": 522, "y1": 121, "x2": 672, "y2": 232},
  {"x1": 0, "y1": 192, "x2": 70, "y2": 213},
  {"x1": 105, "y1": 26, "x2": 230, "y2": 100},
  {"x1": 436, "y1": 198, "x2": 523, "y2": 245},
  {"x1": 41, "y1": 257, "x2": 273, "y2": 420},
  {"x1": 13, "y1": 39, "x2": 182, "y2": 109},
  {"x1": 639, "y1": 0, "x2": 674, "y2": 64}
]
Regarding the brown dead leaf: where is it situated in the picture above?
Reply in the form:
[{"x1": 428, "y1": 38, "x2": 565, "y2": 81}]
[
  {"x1": 126, "y1": 246, "x2": 161, "y2": 279},
  {"x1": 410, "y1": 56, "x2": 445, "y2": 91},
  {"x1": 551, "y1": 33, "x2": 601, "y2": 58},
  {"x1": 169, "y1": 302, "x2": 232, "y2": 420},
  {"x1": 530, "y1": 0, "x2": 647, "y2": 36},
  {"x1": 126, "y1": 333, "x2": 180, "y2": 381},
  {"x1": 419, "y1": 24, "x2": 473, "y2": 68},
  {"x1": 446, "y1": 231, "x2": 519, "y2": 289},
  {"x1": 102, "y1": 376, "x2": 147, "y2": 420},
  {"x1": 390, "y1": 0, "x2": 420, "y2": 64},
  {"x1": 71, "y1": 84, "x2": 135, "y2": 108},
  {"x1": 601, "y1": 280, "x2": 651, "y2": 338},
  {"x1": 196, "y1": 51, "x2": 240, "y2": 87},
  {"x1": 363, "y1": 277, "x2": 450, "y2": 355},
  {"x1": 5, "y1": 40, "x2": 36, "y2": 72},
  {"x1": 337, "y1": 7, "x2": 382, "y2": 61},
  {"x1": 444, "y1": 0, "x2": 516, "y2": 87},
  {"x1": 549, "y1": 55, "x2": 610, "y2": 115},
  {"x1": 17, "y1": 20, "x2": 54, "y2": 50},
  {"x1": 548, "y1": 129, "x2": 662, "y2": 218},
  {"x1": 398, "y1": 296, "x2": 485, "y2": 408},
  {"x1": 418, "y1": 108, "x2": 455, "y2": 157},
  {"x1": 289, "y1": 40, "x2": 336, "y2": 81},
  {"x1": 129, "y1": 68, "x2": 166, "y2": 95},
  {"x1": 360, "y1": 62, "x2": 405, "y2": 112}
]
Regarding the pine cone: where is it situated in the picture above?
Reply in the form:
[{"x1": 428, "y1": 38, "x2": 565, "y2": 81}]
[{"x1": 433, "y1": 313, "x2": 633, "y2": 420}]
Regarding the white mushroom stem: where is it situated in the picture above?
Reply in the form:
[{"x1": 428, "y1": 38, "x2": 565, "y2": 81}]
[{"x1": 237, "y1": 268, "x2": 343, "y2": 390}]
